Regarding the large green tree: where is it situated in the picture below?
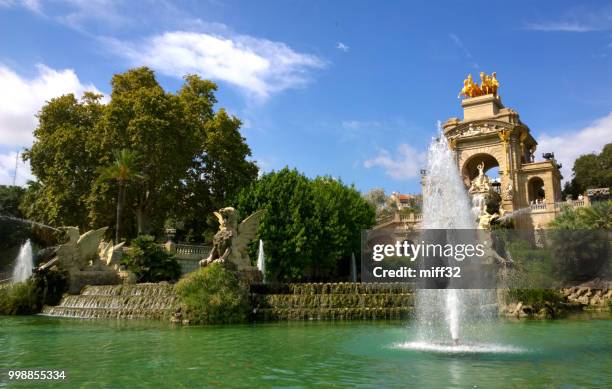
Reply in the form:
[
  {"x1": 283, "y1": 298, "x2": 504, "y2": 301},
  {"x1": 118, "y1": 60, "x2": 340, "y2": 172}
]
[
  {"x1": 0, "y1": 185, "x2": 25, "y2": 218},
  {"x1": 236, "y1": 168, "x2": 375, "y2": 281},
  {"x1": 22, "y1": 92, "x2": 105, "y2": 227},
  {"x1": 22, "y1": 67, "x2": 257, "y2": 240},
  {"x1": 563, "y1": 143, "x2": 612, "y2": 198},
  {"x1": 97, "y1": 149, "x2": 141, "y2": 243}
]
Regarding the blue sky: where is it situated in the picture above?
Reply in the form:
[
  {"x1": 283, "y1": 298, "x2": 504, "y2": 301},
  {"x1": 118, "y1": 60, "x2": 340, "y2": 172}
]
[{"x1": 1, "y1": 0, "x2": 611, "y2": 194}]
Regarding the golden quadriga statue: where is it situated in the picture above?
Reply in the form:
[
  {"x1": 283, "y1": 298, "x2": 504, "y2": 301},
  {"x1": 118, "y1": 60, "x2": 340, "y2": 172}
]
[{"x1": 459, "y1": 71, "x2": 499, "y2": 99}]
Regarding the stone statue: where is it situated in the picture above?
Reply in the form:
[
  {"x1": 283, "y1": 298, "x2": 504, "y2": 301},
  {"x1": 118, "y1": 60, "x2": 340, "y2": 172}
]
[
  {"x1": 502, "y1": 181, "x2": 514, "y2": 201},
  {"x1": 99, "y1": 240, "x2": 126, "y2": 267},
  {"x1": 52, "y1": 227, "x2": 109, "y2": 271},
  {"x1": 200, "y1": 207, "x2": 265, "y2": 271},
  {"x1": 468, "y1": 162, "x2": 492, "y2": 194},
  {"x1": 477, "y1": 210, "x2": 499, "y2": 230},
  {"x1": 37, "y1": 226, "x2": 121, "y2": 293}
]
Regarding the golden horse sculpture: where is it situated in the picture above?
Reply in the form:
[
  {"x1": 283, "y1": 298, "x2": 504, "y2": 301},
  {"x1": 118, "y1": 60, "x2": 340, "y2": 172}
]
[{"x1": 458, "y1": 72, "x2": 499, "y2": 99}]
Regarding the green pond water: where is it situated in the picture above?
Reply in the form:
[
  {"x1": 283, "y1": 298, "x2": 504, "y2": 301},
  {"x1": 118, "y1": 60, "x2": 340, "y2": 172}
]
[{"x1": 1, "y1": 315, "x2": 611, "y2": 388}]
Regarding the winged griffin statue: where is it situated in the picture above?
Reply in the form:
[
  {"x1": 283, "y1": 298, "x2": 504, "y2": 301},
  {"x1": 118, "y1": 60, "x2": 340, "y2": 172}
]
[
  {"x1": 38, "y1": 226, "x2": 124, "y2": 271},
  {"x1": 200, "y1": 207, "x2": 265, "y2": 271}
]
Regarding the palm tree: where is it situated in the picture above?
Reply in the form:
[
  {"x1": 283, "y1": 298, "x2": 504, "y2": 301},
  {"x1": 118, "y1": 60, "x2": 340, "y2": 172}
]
[{"x1": 99, "y1": 149, "x2": 140, "y2": 243}]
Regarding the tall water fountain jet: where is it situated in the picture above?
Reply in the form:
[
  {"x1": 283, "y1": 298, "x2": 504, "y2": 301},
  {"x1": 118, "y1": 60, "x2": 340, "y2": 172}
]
[
  {"x1": 416, "y1": 133, "x2": 495, "y2": 346},
  {"x1": 256, "y1": 240, "x2": 266, "y2": 284},
  {"x1": 12, "y1": 239, "x2": 33, "y2": 283}
]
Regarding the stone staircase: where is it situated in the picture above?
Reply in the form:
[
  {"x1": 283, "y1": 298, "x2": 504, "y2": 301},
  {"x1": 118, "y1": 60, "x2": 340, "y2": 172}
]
[
  {"x1": 252, "y1": 283, "x2": 414, "y2": 321},
  {"x1": 41, "y1": 283, "x2": 178, "y2": 320}
]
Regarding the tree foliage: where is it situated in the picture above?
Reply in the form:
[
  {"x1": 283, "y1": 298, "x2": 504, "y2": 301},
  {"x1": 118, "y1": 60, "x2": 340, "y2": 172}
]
[
  {"x1": 549, "y1": 200, "x2": 611, "y2": 230},
  {"x1": 562, "y1": 143, "x2": 612, "y2": 198},
  {"x1": 0, "y1": 185, "x2": 25, "y2": 218},
  {"x1": 548, "y1": 200, "x2": 611, "y2": 282},
  {"x1": 22, "y1": 92, "x2": 105, "y2": 227},
  {"x1": 236, "y1": 168, "x2": 375, "y2": 282},
  {"x1": 0, "y1": 268, "x2": 67, "y2": 315},
  {"x1": 21, "y1": 68, "x2": 257, "y2": 240},
  {"x1": 121, "y1": 235, "x2": 181, "y2": 283},
  {"x1": 362, "y1": 188, "x2": 396, "y2": 221},
  {"x1": 97, "y1": 149, "x2": 140, "y2": 243}
]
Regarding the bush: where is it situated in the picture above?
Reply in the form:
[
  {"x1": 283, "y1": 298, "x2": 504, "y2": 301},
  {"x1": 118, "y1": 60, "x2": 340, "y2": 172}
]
[
  {"x1": 0, "y1": 268, "x2": 68, "y2": 315},
  {"x1": 32, "y1": 268, "x2": 68, "y2": 306},
  {"x1": 175, "y1": 263, "x2": 250, "y2": 324},
  {"x1": 122, "y1": 235, "x2": 181, "y2": 282},
  {"x1": 506, "y1": 289, "x2": 563, "y2": 311},
  {"x1": 0, "y1": 281, "x2": 40, "y2": 315},
  {"x1": 550, "y1": 200, "x2": 611, "y2": 230}
]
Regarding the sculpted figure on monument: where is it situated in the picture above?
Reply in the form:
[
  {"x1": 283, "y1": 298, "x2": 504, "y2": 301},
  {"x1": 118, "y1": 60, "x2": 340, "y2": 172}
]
[
  {"x1": 200, "y1": 207, "x2": 265, "y2": 271},
  {"x1": 459, "y1": 72, "x2": 500, "y2": 98},
  {"x1": 468, "y1": 162, "x2": 492, "y2": 194},
  {"x1": 490, "y1": 72, "x2": 499, "y2": 95},
  {"x1": 502, "y1": 181, "x2": 514, "y2": 201}
]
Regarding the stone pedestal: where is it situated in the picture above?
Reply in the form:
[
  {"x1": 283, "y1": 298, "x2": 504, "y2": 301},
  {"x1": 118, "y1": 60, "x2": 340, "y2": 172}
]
[
  {"x1": 236, "y1": 267, "x2": 263, "y2": 285},
  {"x1": 461, "y1": 95, "x2": 503, "y2": 121},
  {"x1": 67, "y1": 269, "x2": 121, "y2": 294}
]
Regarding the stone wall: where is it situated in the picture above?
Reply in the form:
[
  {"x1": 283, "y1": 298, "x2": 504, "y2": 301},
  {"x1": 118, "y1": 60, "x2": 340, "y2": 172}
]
[
  {"x1": 251, "y1": 282, "x2": 414, "y2": 321},
  {"x1": 501, "y1": 287, "x2": 611, "y2": 319},
  {"x1": 561, "y1": 287, "x2": 612, "y2": 311},
  {"x1": 41, "y1": 283, "x2": 178, "y2": 320}
]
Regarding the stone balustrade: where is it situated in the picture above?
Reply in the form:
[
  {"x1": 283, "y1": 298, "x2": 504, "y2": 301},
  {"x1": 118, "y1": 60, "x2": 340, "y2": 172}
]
[
  {"x1": 528, "y1": 200, "x2": 588, "y2": 213},
  {"x1": 530, "y1": 203, "x2": 547, "y2": 211},
  {"x1": 162, "y1": 242, "x2": 211, "y2": 259},
  {"x1": 400, "y1": 213, "x2": 422, "y2": 222},
  {"x1": 160, "y1": 242, "x2": 211, "y2": 275}
]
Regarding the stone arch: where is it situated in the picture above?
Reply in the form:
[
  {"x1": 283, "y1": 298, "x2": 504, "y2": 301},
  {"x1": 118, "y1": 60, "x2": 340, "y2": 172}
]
[
  {"x1": 527, "y1": 176, "x2": 545, "y2": 203},
  {"x1": 457, "y1": 145, "x2": 506, "y2": 175},
  {"x1": 461, "y1": 153, "x2": 501, "y2": 180}
]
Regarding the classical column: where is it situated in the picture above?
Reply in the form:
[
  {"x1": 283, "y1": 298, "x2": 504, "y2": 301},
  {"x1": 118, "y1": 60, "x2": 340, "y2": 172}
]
[{"x1": 497, "y1": 129, "x2": 512, "y2": 175}]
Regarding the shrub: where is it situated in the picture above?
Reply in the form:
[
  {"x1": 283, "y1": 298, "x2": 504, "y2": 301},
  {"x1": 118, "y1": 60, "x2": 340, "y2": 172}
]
[
  {"x1": 0, "y1": 281, "x2": 40, "y2": 315},
  {"x1": 506, "y1": 289, "x2": 563, "y2": 311},
  {"x1": 175, "y1": 263, "x2": 250, "y2": 324},
  {"x1": 550, "y1": 200, "x2": 611, "y2": 230},
  {"x1": 0, "y1": 268, "x2": 68, "y2": 315},
  {"x1": 122, "y1": 235, "x2": 181, "y2": 282},
  {"x1": 32, "y1": 268, "x2": 68, "y2": 306}
]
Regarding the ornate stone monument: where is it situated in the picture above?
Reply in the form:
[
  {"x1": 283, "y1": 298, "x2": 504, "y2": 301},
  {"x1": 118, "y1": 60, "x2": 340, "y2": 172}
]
[{"x1": 445, "y1": 72, "x2": 563, "y2": 228}]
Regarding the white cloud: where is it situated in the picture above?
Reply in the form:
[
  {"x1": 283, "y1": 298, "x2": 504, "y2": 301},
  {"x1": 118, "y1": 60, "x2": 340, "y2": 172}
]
[
  {"x1": 341, "y1": 120, "x2": 380, "y2": 130},
  {"x1": 364, "y1": 144, "x2": 425, "y2": 180},
  {"x1": 1, "y1": 0, "x2": 127, "y2": 28},
  {"x1": 525, "y1": 21, "x2": 597, "y2": 33},
  {"x1": 525, "y1": 6, "x2": 612, "y2": 33},
  {"x1": 448, "y1": 33, "x2": 478, "y2": 69},
  {"x1": 55, "y1": 0, "x2": 128, "y2": 30},
  {"x1": 105, "y1": 30, "x2": 326, "y2": 101},
  {"x1": 449, "y1": 33, "x2": 463, "y2": 48},
  {"x1": 0, "y1": 151, "x2": 34, "y2": 186},
  {"x1": 335, "y1": 42, "x2": 349, "y2": 52},
  {"x1": 0, "y1": 63, "x2": 102, "y2": 147},
  {"x1": 536, "y1": 112, "x2": 612, "y2": 181},
  {"x1": 0, "y1": 0, "x2": 41, "y2": 13}
]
